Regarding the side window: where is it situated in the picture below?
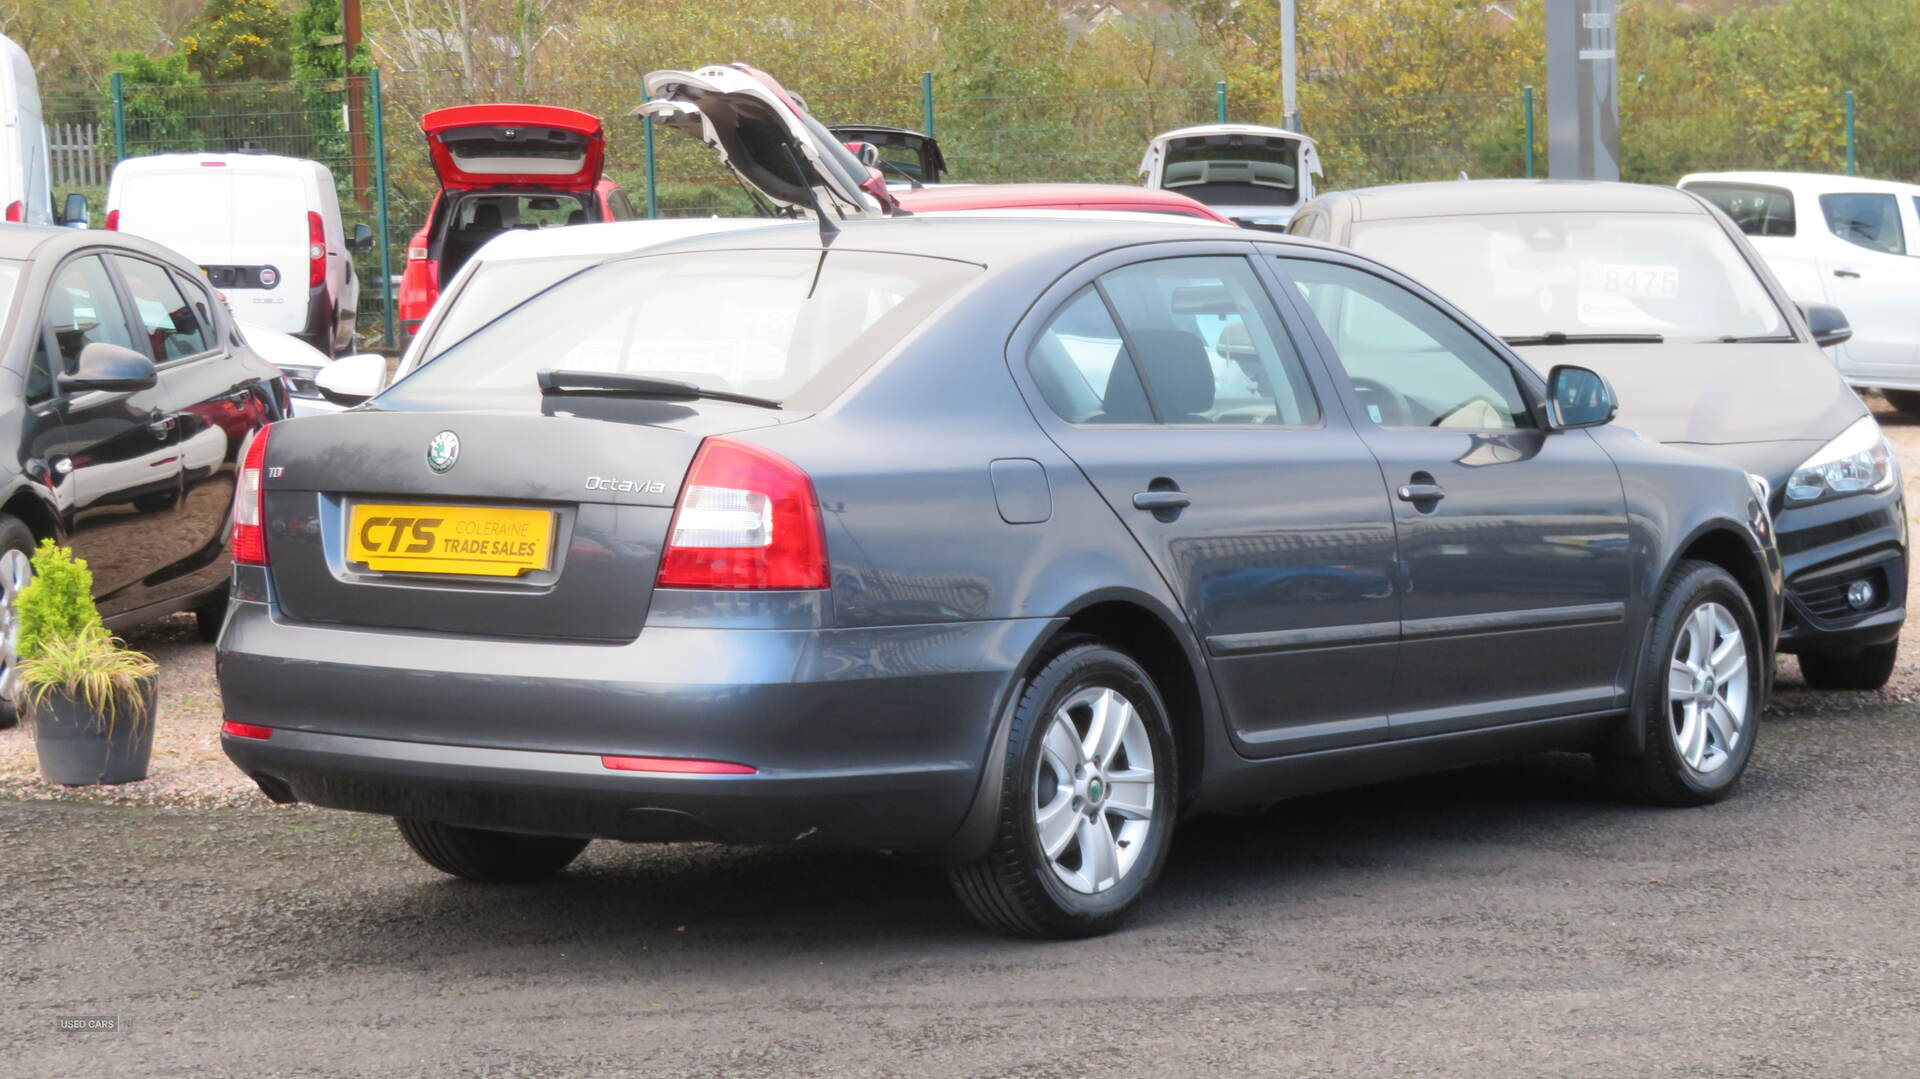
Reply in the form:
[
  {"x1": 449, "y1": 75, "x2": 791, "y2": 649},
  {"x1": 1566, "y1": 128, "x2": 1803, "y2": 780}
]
[
  {"x1": 46, "y1": 255, "x2": 135, "y2": 376},
  {"x1": 1820, "y1": 193, "x2": 1906, "y2": 255},
  {"x1": 1278, "y1": 257, "x2": 1534, "y2": 431},
  {"x1": 172, "y1": 270, "x2": 221, "y2": 346},
  {"x1": 1690, "y1": 183, "x2": 1796, "y2": 237},
  {"x1": 605, "y1": 188, "x2": 638, "y2": 222},
  {"x1": 114, "y1": 255, "x2": 210, "y2": 361},
  {"x1": 1288, "y1": 210, "x2": 1330, "y2": 242},
  {"x1": 1098, "y1": 256, "x2": 1320, "y2": 425},
  {"x1": 1027, "y1": 287, "x2": 1151, "y2": 424},
  {"x1": 27, "y1": 329, "x2": 56, "y2": 402}
]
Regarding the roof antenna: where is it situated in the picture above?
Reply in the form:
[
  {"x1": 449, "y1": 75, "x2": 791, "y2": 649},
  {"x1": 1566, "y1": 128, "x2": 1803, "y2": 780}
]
[{"x1": 781, "y1": 144, "x2": 839, "y2": 247}]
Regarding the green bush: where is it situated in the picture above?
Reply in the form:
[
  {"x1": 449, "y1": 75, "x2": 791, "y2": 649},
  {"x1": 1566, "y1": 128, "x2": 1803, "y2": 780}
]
[{"x1": 15, "y1": 540, "x2": 102, "y2": 666}]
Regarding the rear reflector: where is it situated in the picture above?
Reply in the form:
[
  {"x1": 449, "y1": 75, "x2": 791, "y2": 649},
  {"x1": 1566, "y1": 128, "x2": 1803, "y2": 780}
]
[
  {"x1": 103, "y1": 209, "x2": 119, "y2": 231},
  {"x1": 221, "y1": 721, "x2": 273, "y2": 740},
  {"x1": 231, "y1": 425, "x2": 273, "y2": 565},
  {"x1": 407, "y1": 246, "x2": 428, "y2": 260},
  {"x1": 201, "y1": 161, "x2": 228, "y2": 167},
  {"x1": 601, "y1": 755, "x2": 756, "y2": 775},
  {"x1": 656, "y1": 438, "x2": 828, "y2": 590}
]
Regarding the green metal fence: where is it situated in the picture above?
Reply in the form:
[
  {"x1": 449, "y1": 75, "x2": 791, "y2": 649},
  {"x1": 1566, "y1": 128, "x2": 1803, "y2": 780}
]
[{"x1": 38, "y1": 72, "x2": 1893, "y2": 352}]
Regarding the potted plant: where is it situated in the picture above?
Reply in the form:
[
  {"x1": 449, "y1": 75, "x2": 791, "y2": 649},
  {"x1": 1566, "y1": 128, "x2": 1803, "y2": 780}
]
[{"x1": 17, "y1": 541, "x2": 159, "y2": 785}]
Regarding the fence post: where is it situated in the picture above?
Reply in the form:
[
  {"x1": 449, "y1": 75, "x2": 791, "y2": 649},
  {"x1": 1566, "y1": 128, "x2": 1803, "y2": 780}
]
[
  {"x1": 1844, "y1": 90, "x2": 1856, "y2": 176},
  {"x1": 921, "y1": 72, "x2": 935, "y2": 138},
  {"x1": 1523, "y1": 85, "x2": 1536, "y2": 178},
  {"x1": 110, "y1": 72, "x2": 127, "y2": 162},
  {"x1": 1216, "y1": 81, "x2": 1227, "y2": 124},
  {"x1": 643, "y1": 115, "x2": 658, "y2": 219},
  {"x1": 370, "y1": 69, "x2": 395, "y2": 349}
]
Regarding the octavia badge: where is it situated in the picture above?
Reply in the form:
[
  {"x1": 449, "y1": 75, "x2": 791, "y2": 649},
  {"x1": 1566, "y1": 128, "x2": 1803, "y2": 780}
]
[{"x1": 426, "y1": 430, "x2": 460, "y2": 473}]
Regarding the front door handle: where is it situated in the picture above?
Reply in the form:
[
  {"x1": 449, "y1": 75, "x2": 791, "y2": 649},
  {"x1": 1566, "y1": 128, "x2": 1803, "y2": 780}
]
[
  {"x1": 1834, "y1": 269, "x2": 1862, "y2": 279},
  {"x1": 1132, "y1": 490, "x2": 1192, "y2": 512},
  {"x1": 1396, "y1": 483, "x2": 1445, "y2": 503}
]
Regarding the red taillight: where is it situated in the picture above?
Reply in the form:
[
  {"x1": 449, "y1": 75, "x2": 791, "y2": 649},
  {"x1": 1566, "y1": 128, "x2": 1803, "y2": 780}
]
[
  {"x1": 601, "y1": 755, "x2": 755, "y2": 775},
  {"x1": 221, "y1": 720, "x2": 273, "y2": 740},
  {"x1": 103, "y1": 209, "x2": 119, "y2": 230},
  {"x1": 3, "y1": 200, "x2": 21, "y2": 223},
  {"x1": 231, "y1": 425, "x2": 273, "y2": 565},
  {"x1": 656, "y1": 438, "x2": 828, "y2": 590},
  {"x1": 307, "y1": 211, "x2": 326, "y2": 287}
]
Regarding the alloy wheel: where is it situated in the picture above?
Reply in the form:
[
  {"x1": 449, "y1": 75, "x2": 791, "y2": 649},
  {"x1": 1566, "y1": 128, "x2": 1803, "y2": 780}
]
[
  {"x1": 0, "y1": 547, "x2": 32, "y2": 706},
  {"x1": 1666, "y1": 601, "x2": 1749, "y2": 775},
  {"x1": 1033, "y1": 685, "x2": 1157, "y2": 894}
]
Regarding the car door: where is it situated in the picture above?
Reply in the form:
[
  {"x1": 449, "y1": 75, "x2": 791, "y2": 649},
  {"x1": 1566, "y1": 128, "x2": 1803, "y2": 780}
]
[
  {"x1": 111, "y1": 252, "x2": 262, "y2": 607},
  {"x1": 1814, "y1": 190, "x2": 1920, "y2": 380},
  {"x1": 36, "y1": 252, "x2": 186, "y2": 618},
  {"x1": 1270, "y1": 253, "x2": 1632, "y2": 738},
  {"x1": 1014, "y1": 248, "x2": 1401, "y2": 756}
]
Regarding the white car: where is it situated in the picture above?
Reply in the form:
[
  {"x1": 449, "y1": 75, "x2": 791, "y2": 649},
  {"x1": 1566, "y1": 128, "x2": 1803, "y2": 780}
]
[
  {"x1": 236, "y1": 321, "x2": 343, "y2": 416},
  {"x1": 1681, "y1": 170, "x2": 1920, "y2": 408},
  {"x1": 107, "y1": 153, "x2": 372, "y2": 355},
  {"x1": 1139, "y1": 124, "x2": 1322, "y2": 231}
]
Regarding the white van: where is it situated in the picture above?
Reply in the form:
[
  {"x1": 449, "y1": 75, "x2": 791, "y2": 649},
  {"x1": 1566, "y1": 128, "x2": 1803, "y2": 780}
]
[
  {"x1": 1, "y1": 33, "x2": 54, "y2": 226},
  {"x1": 106, "y1": 153, "x2": 370, "y2": 354}
]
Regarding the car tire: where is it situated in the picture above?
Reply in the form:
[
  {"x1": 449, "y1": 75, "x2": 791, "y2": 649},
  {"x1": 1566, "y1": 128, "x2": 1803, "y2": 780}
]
[
  {"x1": 1798, "y1": 639, "x2": 1899, "y2": 691},
  {"x1": 0, "y1": 513, "x2": 37, "y2": 730},
  {"x1": 1881, "y1": 389, "x2": 1920, "y2": 414},
  {"x1": 1599, "y1": 560, "x2": 1763, "y2": 807},
  {"x1": 193, "y1": 593, "x2": 227, "y2": 643},
  {"x1": 394, "y1": 817, "x2": 589, "y2": 883},
  {"x1": 947, "y1": 638, "x2": 1178, "y2": 938}
]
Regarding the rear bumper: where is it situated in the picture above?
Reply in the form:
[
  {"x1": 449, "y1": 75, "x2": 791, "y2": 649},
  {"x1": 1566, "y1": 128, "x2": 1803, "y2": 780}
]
[{"x1": 216, "y1": 598, "x2": 1053, "y2": 850}]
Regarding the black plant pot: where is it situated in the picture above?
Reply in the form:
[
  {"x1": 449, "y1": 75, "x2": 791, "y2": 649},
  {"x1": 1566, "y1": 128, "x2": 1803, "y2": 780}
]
[{"x1": 31, "y1": 675, "x2": 158, "y2": 785}]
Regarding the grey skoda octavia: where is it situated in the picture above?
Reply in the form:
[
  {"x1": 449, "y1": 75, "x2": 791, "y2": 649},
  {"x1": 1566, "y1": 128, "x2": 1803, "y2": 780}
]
[{"x1": 217, "y1": 218, "x2": 1780, "y2": 937}]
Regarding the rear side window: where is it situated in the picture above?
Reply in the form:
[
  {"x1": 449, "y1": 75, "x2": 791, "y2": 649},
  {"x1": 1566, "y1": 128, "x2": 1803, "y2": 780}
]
[
  {"x1": 1027, "y1": 287, "x2": 1149, "y2": 424},
  {"x1": 1820, "y1": 193, "x2": 1906, "y2": 255},
  {"x1": 1099, "y1": 257, "x2": 1319, "y2": 426},
  {"x1": 605, "y1": 188, "x2": 637, "y2": 221},
  {"x1": 1689, "y1": 182, "x2": 1795, "y2": 237},
  {"x1": 46, "y1": 255, "x2": 134, "y2": 375},
  {"x1": 392, "y1": 249, "x2": 980, "y2": 407},
  {"x1": 114, "y1": 256, "x2": 210, "y2": 361}
]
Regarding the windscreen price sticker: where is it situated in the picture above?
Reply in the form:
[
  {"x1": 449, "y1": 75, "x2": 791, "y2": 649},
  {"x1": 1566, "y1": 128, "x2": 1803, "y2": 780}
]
[{"x1": 1582, "y1": 262, "x2": 1679, "y2": 299}]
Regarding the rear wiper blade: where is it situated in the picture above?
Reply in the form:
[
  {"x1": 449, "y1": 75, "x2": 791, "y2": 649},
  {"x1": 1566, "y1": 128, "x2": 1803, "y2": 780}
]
[
  {"x1": 1710, "y1": 334, "x2": 1795, "y2": 343},
  {"x1": 1501, "y1": 331, "x2": 1665, "y2": 345},
  {"x1": 537, "y1": 369, "x2": 782, "y2": 409}
]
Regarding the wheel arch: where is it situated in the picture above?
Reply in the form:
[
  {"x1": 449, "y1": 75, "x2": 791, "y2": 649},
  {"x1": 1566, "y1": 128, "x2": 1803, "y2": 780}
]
[
  {"x1": 0, "y1": 481, "x2": 62, "y2": 544},
  {"x1": 936, "y1": 586, "x2": 1222, "y2": 864}
]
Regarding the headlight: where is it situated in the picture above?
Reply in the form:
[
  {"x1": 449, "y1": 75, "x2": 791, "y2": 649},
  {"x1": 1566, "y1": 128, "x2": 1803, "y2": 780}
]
[{"x1": 1786, "y1": 416, "x2": 1895, "y2": 504}]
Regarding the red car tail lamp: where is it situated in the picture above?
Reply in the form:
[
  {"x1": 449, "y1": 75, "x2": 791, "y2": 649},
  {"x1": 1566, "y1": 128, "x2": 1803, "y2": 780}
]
[
  {"x1": 655, "y1": 438, "x2": 828, "y2": 590},
  {"x1": 103, "y1": 209, "x2": 120, "y2": 230},
  {"x1": 601, "y1": 755, "x2": 756, "y2": 775},
  {"x1": 307, "y1": 211, "x2": 326, "y2": 287},
  {"x1": 221, "y1": 721, "x2": 273, "y2": 740},
  {"x1": 231, "y1": 424, "x2": 274, "y2": 565},
  {"x1": 3, "y1": 200, "x2": 22, "y2": 223}
]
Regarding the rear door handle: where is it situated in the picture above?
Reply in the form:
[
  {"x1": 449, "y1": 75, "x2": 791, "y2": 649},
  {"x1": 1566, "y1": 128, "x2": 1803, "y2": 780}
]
[
  {"x1": 1834, "y1": 269, "x2": 1862, "y2": 279},
  {"x1": 1396, "y1": 483, "x2": 1445, "y2": 503},
  {"x1": 147, "y1": 416, "x2": 176, "y2": 440},
  {"x1": 1132, "y1": 491, "x2": 1192, "y2": 511}
]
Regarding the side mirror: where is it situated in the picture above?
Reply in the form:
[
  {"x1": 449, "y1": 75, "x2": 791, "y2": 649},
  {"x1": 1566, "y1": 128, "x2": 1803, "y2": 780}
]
[
  {"x1": 1545, "y1": 364, "x2": 1616, "y2": 430},
  {"x1": 59, "y1": 342, "x2": 157, "y2": 393},
  {"x1": 844, "y1": 141, "x2": 881, "y2": 168},
  {"x1": 350, "y1": 223, "x2": 374, "y2": 254},
  {"x1": 1798, "y1": 302, "x2": 1853, "y2": 348},
  {"x1": 58, "y1": 192, "x2": 89, "y2": 229},
  {"x1": 314, "y1": 352, "x2": 388, "y2": 406}
]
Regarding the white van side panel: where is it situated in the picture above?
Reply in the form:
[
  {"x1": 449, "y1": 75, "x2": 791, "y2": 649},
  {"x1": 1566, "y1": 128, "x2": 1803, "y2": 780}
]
[{"x1": 1, "y1": 33, "x2": 53, "y2": 224}]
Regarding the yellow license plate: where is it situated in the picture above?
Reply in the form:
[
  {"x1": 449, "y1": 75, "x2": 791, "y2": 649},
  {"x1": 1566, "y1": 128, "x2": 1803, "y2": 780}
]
[{"x1": 347, "y1": 503, "x2": 555, "y2": 578}]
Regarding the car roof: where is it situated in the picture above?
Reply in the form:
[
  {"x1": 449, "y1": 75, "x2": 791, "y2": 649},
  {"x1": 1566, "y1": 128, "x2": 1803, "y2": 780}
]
[
  {"x1": 0, "y1": 222, "x2": 205, "y2": 265},
  {"x1": 1329, "y1": 179, "x2": 1709, "y2": 221},
  {"x1": 894, "y1": 183, "x2": 1226, "y2": 217},
  {"x1": 613, "y1": 214, "x2": 1295, "y2": 267},
  {"x1": 468, "y1": 218, "x2": 783, "y2": 264},
  {"x1": 112, "y1": 152, "x2": 322, "y2": 175},
  {"x1": 1680, "y1": 170, "x2": 1920, "y2": 197}
]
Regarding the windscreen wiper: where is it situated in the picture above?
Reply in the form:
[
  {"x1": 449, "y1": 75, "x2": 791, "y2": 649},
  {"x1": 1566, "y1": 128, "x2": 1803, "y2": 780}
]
[
  {"x1": 1501, "y1": 331, "x2": 1665, "y2": 345},
  {"x1": 537, "y1": 369, "x2": 782, "y2": 409}
]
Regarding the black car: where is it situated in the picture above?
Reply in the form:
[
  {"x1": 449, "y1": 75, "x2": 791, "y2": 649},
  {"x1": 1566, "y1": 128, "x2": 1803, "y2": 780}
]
[
  {"x1": 0, "y1": 223, "x2": 285, "y2": 724},
  {"x1": 1291, "y1": 180, "x2": 1906, "y2": 690},
  {"x1": 218, "y1": 217, "x2": 1780, "y2": 937}
]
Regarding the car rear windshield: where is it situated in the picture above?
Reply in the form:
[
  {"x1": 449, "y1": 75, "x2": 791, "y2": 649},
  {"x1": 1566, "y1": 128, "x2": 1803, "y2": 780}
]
[
  {"x1": 1162, "y1": 137, "x2": 1300, "y2": 207},
  {"x1": 1348, "y1": 211, "x2": 1789, "y2": 341},
  {"x1": 393, "y1": 248, "x2": 981, "y2": 406}
]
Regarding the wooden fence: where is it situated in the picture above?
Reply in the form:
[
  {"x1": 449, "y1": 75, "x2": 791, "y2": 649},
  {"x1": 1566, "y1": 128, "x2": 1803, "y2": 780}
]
[{"x1": 49, "y1": 122, "x2": 108, "y2": 188}]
